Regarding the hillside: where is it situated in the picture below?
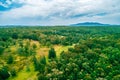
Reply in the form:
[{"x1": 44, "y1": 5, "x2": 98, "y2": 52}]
[{"x1": 71, "y1": 22, "x2": 110, "y2": 26}]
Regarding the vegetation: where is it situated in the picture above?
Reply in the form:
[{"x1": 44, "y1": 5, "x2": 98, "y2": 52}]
[
  {"x1": 7, "y1": 55, "x2": 14, "y2": 64},
  {"x1": 0, "y1": 26, "x2": 120, "y2": 80},
  {"x1": 48, "y1": 48, "x2": 56, "y2": 59},
  {"x1": 0, "y1": 66, "x2": 10, "y2": 80}
]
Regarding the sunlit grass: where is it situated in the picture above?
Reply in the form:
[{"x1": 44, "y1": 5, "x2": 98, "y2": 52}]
[
  {"x1": 54, "y1": 45, "x2": 73, "y2": 58},
  {"x1": 7, "y1": 39, "x2": 73, "y2": 80},
  {"x1": 8, "y1": 63, "x2": 38, "y2": 80}
]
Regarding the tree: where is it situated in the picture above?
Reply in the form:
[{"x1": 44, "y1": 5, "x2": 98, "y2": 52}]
[
  {"x1": 33, "y1": 56, "x2": 40, "y2": 71},
  {"x1": 0, "y1": 67, "x2": 10, "y2": 80},
  {"x1": 39, "y1": 56, "x2": 47, "y2": 72},
  {"x1": 7, "y1": 55, "x2": 14, "y2": 64},
  {"x1": 0, "y1": 46, "x2": 4, "y2": 55},
  {"x1": 113, "y1": 75, "x2": 120, "y2": 80},
  {"x1": 10, "y1": 68, "x2": 16, "y2": 76},
  {"x1": 33, "y1": 56, "x2": 47, "y2": 72},
  {"x1": 32, "y1": 43, "x2": 37, "y2": 49},
  {"x1": 38, "y1": 74, "x2": 47, "y2": 80},
  {"x1": 48, "y1": 48, "x2": 56, "y2": 59},
  {"x1": 12, "y1": 33, "x2": 18, "y2": 39},
  {"x1": 40, "y1": 56, "x2": 46, "y2": 65}
]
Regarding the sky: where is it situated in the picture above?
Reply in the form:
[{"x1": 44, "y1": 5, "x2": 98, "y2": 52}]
[{"x1": 0, "y1": 0, "x2": 120, "y2": 25}]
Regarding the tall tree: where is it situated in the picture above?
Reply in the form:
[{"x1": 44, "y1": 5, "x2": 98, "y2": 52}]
[{"x1": 48, "y1": 48, "x2": 56, "y2": 59}]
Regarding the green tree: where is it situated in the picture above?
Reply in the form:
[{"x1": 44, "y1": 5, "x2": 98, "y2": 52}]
[
  {"x1": 40, "y1": 56, "x2": 46, "y2": 65},
  {"x1": 33, "y1": 56, "x2": 39, "y2": 71},
  {"x1": 39, "y1": 56, "x2": 47, "y2": 72},
  {"x1": 32, "y1": 43, "x2": 37, "y2": 49},
  {"x1": 7, "y1": 55, "x2": 14, "y2": 64},
  {"x1": 10, "y1": 68, "x2": 16, "y2": 76},
  {"x1": 48, "y1": 48, "x2": 56, "y2": 59},
  {"x1": 0, "y1": 67, "x2": 10, "y2": 80},
  {"x1": 0, "y1": 46, "x2": 4, "y2": 55},
  {"x1": 38, "y1": 74, "x2": 47, "y2": 80}
]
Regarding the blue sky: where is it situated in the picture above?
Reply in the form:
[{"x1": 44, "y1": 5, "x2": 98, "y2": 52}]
[{"x1": 0, "y1": 0, "x2": 120, "y2": 25}]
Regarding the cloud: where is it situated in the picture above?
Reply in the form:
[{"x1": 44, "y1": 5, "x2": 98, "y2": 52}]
[
  {"x1": 0, "y1": 0, "x2": 120, "y2": 25},
  {"x1": 0, "y1": 2, "x2": 9, "y2": 8},
  {"x1": 0, "y1": 0, "x2": 13, "y2": 8}
]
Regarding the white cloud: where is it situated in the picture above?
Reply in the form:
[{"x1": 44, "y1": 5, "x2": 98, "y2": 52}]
[
  {"x1": 0, "y1": 2, "x2": 8, "y2": 8},
  {"x1": 0, "y1": 0, "x2": 14, "y2": 8},
  {"x1": 0, "y1": 0, "x2": 120, "y2": 25}
]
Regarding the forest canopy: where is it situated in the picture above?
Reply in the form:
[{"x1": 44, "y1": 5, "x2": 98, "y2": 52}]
[{"x1": 0, "y1": 26, "x2": 120, "y2": 80}]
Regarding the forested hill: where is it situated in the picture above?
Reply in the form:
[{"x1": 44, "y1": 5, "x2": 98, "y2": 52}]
[{"x1": 70, "y1": 22, "x2": 113, "y2": 26}]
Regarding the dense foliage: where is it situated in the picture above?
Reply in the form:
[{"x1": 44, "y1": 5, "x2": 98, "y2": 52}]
[
  {"x1": 0, "y1": 26, "x2": 120, "y2": 80},
  {"x1": 39, "y1": 38, "x2": 120, "y2": 80}
]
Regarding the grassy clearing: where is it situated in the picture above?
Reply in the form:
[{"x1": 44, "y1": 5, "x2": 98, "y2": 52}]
[
  {"x1": 7, "y1": 39, "x2": 73, "y2": 80},
  {"x1": 8, "y1": 63, "x2": 38, "y2": 80},
  {"x1": 54, "y1": 45, "x2": 73, "y2": 57},
  {"x1": 7, "y1": 40, "x2": 39, "y2": 80},
  {"x1": 36, "y1": 45, "x2": 73, "y2": 58}
]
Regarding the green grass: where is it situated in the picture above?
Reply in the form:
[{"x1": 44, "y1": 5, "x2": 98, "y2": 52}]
[
  {"x1": 54, "y1": 45, "x2": 73, "y2": 58},
  {"x1": 8, "y1": 63, "x2": 38, "y2": 80},
  {"x1": 7, "y1": 39, "x2": 73, "y2": 80}
]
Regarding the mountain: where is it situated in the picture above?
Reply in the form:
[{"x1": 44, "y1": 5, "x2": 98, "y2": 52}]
[{"x1": 70, "y1": 22, "x2": 110, "y2": 26}]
